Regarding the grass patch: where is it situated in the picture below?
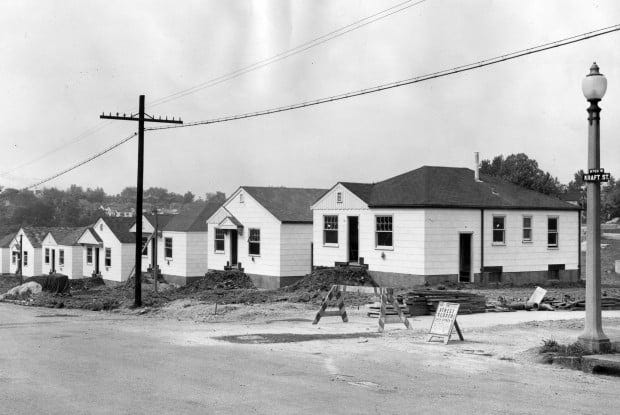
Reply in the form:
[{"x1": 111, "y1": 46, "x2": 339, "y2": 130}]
[{"x1": 540, "y1": 338, "x2": 588, "y2": 357}]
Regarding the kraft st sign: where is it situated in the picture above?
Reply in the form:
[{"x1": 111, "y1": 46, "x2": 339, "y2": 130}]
[{"x1": 582, "y1": 168, "x2": 611, "y2": 183}]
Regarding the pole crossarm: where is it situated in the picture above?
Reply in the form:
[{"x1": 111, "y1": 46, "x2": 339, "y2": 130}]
[{"x1": 100, "y1": 112, "x2": 183, "y2": 124}]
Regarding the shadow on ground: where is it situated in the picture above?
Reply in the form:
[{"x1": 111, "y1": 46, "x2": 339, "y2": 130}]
[{"x1": 215, "y1": 332, "x2": 381, "y2": 344}]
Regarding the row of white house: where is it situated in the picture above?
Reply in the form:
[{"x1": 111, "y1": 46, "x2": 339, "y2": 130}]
[{"x1": 0, "y1": 164, "x2": 582, "y2": 288}]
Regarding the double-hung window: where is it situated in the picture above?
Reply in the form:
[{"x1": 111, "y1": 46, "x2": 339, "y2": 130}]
[
  {"x1": 45, "y1": 248, "x2": 50, "y2": 264},
  {"x1": 86, "y1": 247, "x2": 93, "y2": 264},
  {"x1": 165, "y1": 237, "x2": 173, "y2": 259},
  {"x1": 323, "y1": 215, "x2": 338, "y2": 244},
  {"x1": 548, "y1": 217, "x2": 559, "y2": 248},
  {"x1": 522, "y1": 216, "x2": 532, "y2": 242},
  {"x1": 141, "y1": 236, "x2": 149, "y2": 256},
  {"x1": 492, "y1": 216, "x2": 505, "y2": 244},
  {"x1": 23, "y1": 251, "x2": 28, "y2": 266},
  {"x1": 105, "y1": 248, "x2": 112, "y2": 267},
  {"x1": 375, "y1": 216, "x2": 393, "y2": 248},
  {"x1": 249, "y1": 229, "x2": 261, "y2": 256},
  {"x1": 215, "y1": 229, "x2": 225, "y2": 252},
  {"x1": 59, "y1": 249, "x2": 64, "y2": 266}
]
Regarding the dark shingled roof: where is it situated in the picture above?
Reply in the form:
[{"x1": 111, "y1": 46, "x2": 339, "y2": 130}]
[
  {"x1": 143, "y1": 213, "x2": 175, "y2": 229},
  {"x1": 243, "y1": 187, "x2": 329, "y2": 222},
  {"x1": 163, "y1": 202, "x2": 221, "y2": 232},
  {"x1": 341, "y1": 166, "x2": 578, "y2": 210},
  {"x1": 102, "y1": 217, "x2": 137, "y2": 243},
  {"x1": 0, "y1": 233, "x2": 16, "y2": 248},
  {"x1": 22, "y1": 227, "x2": 55, "y2": 248},
  {"x1": 47, "y1": 227, "x2": 89, "y2": 246}
]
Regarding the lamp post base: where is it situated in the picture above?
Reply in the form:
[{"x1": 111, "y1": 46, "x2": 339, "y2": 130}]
[{"x1": 578, "y1": 333, "x2": 612, "y2": 353}]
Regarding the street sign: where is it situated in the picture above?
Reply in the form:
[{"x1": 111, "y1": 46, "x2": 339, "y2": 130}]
[
  {"x1": 582, "y1": 168, "x2": 611, "y2": 183},
  {"x1": 426, "y1": 302, "x2": 464, "y2": 344}
]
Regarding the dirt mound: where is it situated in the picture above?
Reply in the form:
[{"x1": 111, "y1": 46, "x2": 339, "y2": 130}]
[
  {"x1": 180, "y1": 270, "x2": 256, "y2": 292},
  {"x1": 286, "y1": 267, "x2": 377, "y2": 292},
  {"x1": 69, "y1": 276, "x2": 105, "y2": 291}
]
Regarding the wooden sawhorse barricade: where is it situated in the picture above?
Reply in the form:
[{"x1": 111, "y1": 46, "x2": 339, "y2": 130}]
[{"x1": 312, "y1": 285, "x2": 411, "y2": 332}]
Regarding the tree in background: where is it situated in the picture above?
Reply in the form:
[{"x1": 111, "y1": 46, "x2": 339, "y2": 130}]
[
  {"x1": 479, "y1": 153, "x2": 564, "y2": 195},
  {"x1": 205, "y1": 191, "x2": 226, "y2": 205}
]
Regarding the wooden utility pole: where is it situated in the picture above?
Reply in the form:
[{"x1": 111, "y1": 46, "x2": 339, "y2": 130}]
[
  {"x1": 19, "y1": 234, "x2": 23, "y2": 284},
  {"x1": 100, "y1": 95, "x2": 182, "y2": 307},
  {"x1": 152, "y1": 207, "x2": 159, "y2": 293}
]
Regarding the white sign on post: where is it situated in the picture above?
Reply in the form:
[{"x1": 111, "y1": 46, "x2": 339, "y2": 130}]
[{"x1": 426, "y1": 302, "x2": 464, "y2": 344}]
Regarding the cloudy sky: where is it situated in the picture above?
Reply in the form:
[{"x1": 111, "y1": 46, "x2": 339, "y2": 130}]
[{"x1": 1, "y1": 0, "x2": 619, "y2": 197}]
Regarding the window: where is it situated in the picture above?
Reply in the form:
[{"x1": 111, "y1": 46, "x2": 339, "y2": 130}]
[
  {"x1": 86, "y1": 247, "x2": 93, "y2": 264},
  {"x1": 375, "y1": 216, "x2": 393, "y2": 247},
  {"x1": 23, "y1": 251, "x2": 28, "y2": 266},
  {"x1": 239, "y1": 193, "x2": 244, "y2": 203},
  {"x1": 45, "y1": 248, "x2": 50, "y2": 264},
  {"x1": 249, "y1": 229, "x2": 261, "y2": 256},
  {"x1": 141, "y1": 236, "x2": 149, "y2": 256},
  {"x1": 323, "y1": 215, "x2": 338, "y2": 244},
  {"x1": 522, "y1": 216, "x2": 532, "y2": 242},
  {"x1": 492, "y1": 216, "x2": 505, "y2": 244},
  {"x1": 59, "y1": 249, "x2": 64, "y2": 266},
  {"x1": 105, "y1": 248, "x2": 111, "y2": 267},
  {"x1": 165, "y1": 237, "x2": 173, "y2": 259},
  {"x1": 548, "y1": 264, "x2": 565, "y2": 280},
  {"x1": 337, "y1": 192, "x2": 342, "y2": 203},
  {"x1": 100, "y1": 224, "x2": 104, "y2": 231},
  {"x1": 215, "y1": 229, "x2": 225, "y2": 252},
  {"x1": 11, "y1": 252, "x2": 16, "y2": 264},
  {"x1": 548, "y1": 217, "x2": 559, "y2": 247}
]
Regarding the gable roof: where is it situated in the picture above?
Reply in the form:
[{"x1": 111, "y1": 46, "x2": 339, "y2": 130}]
[
  {"x1": 0, "y1": 233, "x2": 15, "y2": 248},
  {"x1": 163, "y1": 202, "x2": 221, "y2": 232},
  {"x1": 78, "y1": 227, "x2": 103, "y2": 245},
  {"x1": 242, "y1": 187, "x2": 328, "y2": 223},
  {"x1": 100, "y1": 217, "x2": 137, "y2": 243},
  {"x1": 339, "y1": 166, "x2": 578, "y2": 211},
  {"x1": 21, "y1": 226, "x2": 55, "y2": 248},
  {"x1": 143, "y1": 213, "x2": 175, "y2": 229},
  {"x1": 47, "y1": 227, "x2": 90, "y2": 246}
]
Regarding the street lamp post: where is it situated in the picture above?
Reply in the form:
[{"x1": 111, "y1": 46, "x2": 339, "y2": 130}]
[{"x1": 578, "y1": 62, "x2": 611, "y2": 353}]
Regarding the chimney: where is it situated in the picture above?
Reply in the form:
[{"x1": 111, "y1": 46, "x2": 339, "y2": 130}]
[{"x1": 474, "y1": 152, "x2": 480, "y2": 182}]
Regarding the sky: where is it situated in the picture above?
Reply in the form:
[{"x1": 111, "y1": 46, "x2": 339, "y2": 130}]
[{"x1": 1, "y1": 0, "x2": 620, "y2": 198}]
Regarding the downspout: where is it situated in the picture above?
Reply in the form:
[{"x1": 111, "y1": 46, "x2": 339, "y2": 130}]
[{"x1": 480, "y1": 209, "x2": 484, "y2": 282}]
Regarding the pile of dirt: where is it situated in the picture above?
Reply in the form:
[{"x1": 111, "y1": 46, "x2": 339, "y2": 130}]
[
  {"x1": 69, "y1": 276, "x2": 105, "y2": 291},
  {"x1": 24, "y1": 274, "x2": 70, "y2": 294},
  {"x1": 286, "y1": 267, "x2": 377, "y2": 292},
  {"x1": 179, "y1": 270, "x2": 256, "y2": 292},
  {"x1": 0, "y1": 275, "x2": 22, "y2": 294}
]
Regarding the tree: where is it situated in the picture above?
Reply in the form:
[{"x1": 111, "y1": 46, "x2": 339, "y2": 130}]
[
  {"x1": 205, "y1": 191, "x2": 226, "y2": 204},
  {"x1": 182, "y1": 191, "x2": 195, "y2": 204},
  {"x1": 479, "y1": 153, "x2": 563, "y2": 195}
]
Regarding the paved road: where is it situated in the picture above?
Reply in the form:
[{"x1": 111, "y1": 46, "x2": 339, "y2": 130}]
[{"x1": 0, "y1": 304, "x2": 619, "y2": 414}]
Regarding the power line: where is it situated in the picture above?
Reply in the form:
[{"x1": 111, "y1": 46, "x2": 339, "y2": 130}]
[
  {"x1": 148, "y1": 0, "x2": 428, "y2": 108},
  {"x1": 23, "y1": 132, "x2": 137, "y2": 190},
  {"x1": 146, "y1": 24, "x2": 620, "y2": 132}
]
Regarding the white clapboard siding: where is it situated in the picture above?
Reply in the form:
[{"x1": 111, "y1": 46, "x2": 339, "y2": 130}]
[
  {"x1": 0, "y1": 247, "x2": 9, "y2": 274},
  {"x1": 312, "y1": 183, "x2": 368, "y2": 210},
  {"x1": 92, "y1": 218, "x2": 135, "y2": 282},
  {"x1": 207, "y1": 223, "x2": 230, "y2": 270},
  {"x1": 185, "y1": 232, "x2": 208, "y2": 277},
  {"x1": 13, "y1": 229, "x2": 42, "y2": 277},
  {"x1": 280, "y1": 224, "x2": 313, "y2": 277}
]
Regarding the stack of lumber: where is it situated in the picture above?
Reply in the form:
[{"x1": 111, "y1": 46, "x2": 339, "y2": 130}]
[
  {"x1": 557, "y1": 297, "x2": 620, "y2": 311},
  {"x1": 405, "y1": 290, "x2": 487, "y2": 315},
  {"x1": 367, "y1": 302, "x2": 410, "y2": 318}
]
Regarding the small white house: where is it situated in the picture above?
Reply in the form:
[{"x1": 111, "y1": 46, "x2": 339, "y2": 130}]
[
  {"x1": 41, "y1": 227, "x2": 88, "y2": 279},
  {"x1": 78, "y1": 217, "x2": 136, "y2": 283},
  {"x1": 8, "y1": 227, "x2": 52, "y2": 277},
  {"x1": 0, "y1": 233, "x2": 15, "y2": 274},
  {"x1": 311, "y1": 166, "x2": 581, "y2": 287},
  {"x1": 129, "y1": 213, "x2": 175, "y2": 274},
  {"x1": 207, "y1": 187, "x2": 327, "y2": 289}
]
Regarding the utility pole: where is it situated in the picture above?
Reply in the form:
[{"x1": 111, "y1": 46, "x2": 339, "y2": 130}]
[
  {"x1": 100, "y1": 95, "x2": 182, "y2": 307},
  {"x1": 19, "y1": 234, "x2": 23, "y2": 284},
  {"x1": 152, "y1": 207, "x2": 159, "y2": 293}
]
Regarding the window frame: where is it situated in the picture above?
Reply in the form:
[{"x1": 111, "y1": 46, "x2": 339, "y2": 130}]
[
  {"x1": 86, "y1": 247, "x2": 93, "y2": 265},
  {"x1": 375, "y1": 215, "x2": 394, "y2": 249},
  {"x1": 59, "y1": 249, "x2": 64, "y2": 266},
  {"x1": 547, "y1": 216, "x2": 559, "y2": 248},
  {"x1": 248, "y1": 228, "x2": 261, "y2": 256},
  {"x1": 164, "y1": 237, "x2": 173, "y2": 259},
  {"x1": 323, "y1": 215, "x2": 339, "y2": 246},
  {"x1": 214, "y1": 229, "x2": 225, "y2": 253},
  {"x1": 336, "y1": 192, "x2": 342, "y2": 203},
  {"x1": 522, "y1": 215, "x2": 533, "y2": 243},
  {"x1": 492, "y1": 215, "x2": 506, "y2": 245},
  {"x1": 105, "y1": 248, "x2": 112, "y2": 267},
  {"x1": 141, "y1": 235, "x2": 149, "y2": 257},
  {"x1": 23, "y1": 251, "x2": 28, "y2": 266},
  {"x1": 45, "y1": 248, "x2": 50, "y2": 264}
]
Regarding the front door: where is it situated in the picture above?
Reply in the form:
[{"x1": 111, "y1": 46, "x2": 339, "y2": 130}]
[
  {"x1": 459, "y1": 233, "x2": 472, "y2": 282},
  {"x1": 348, "y1": 216, "x2": 359, "y2": 263},
  {"x1": 230, "y1": 230, "x2": 238, "y2": 266},
  {"x1": 51, "y1": 249, "x2": 56, "y2": 273},
  {"x1": 95, "y1": 248, "x2": 100, "y2": 274}
]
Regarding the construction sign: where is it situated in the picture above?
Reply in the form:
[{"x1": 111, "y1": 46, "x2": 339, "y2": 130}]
[{"x1": 426, "y1": 301, "x2": 464, "y2": 344}]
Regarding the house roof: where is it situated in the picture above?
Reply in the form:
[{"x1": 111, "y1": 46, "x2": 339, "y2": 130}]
[
  {"x1": 101, "y1": 217, "x2": 137, "y2": 243},
  {"x1": 143, "y1": 213, "x2": 175, "y2": 229},
  {"x1": 47, "y1": 227, "x2": 90, "y2": 246},
  {"x1": 339, "y1": 166, "x2": 579, "y2": 211},
  {"x1": 21, "y1": 226, "x2": 55, "y2": 248},
  {"x1": 0, "y1": 233, "x2": 15, "y2": 248},
  {"x1": 163, "y1": 202, "x2": 221, "y2": 232},
  {"x1": 243, "y1": 186, "x2": 329, "y2": 223}
]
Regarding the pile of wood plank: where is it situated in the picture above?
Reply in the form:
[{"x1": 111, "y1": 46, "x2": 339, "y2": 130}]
[
  {"x1": 405, "y1": 290, "x2": 487, "y2": 315},
  {"x1": 367, "y1": 302, "x2": 410, "y2": 318},
  {"x1": 556, "y1": 297, "x2": 620, "y2": 311}
]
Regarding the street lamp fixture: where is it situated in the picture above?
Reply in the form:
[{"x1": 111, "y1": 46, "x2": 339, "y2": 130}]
[{"x1": 578, "y1": 62, "x2": 611, "y2": 353}]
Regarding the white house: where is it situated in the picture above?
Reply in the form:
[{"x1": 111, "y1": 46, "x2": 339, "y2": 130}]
[
  {"x1": 311, "y1": 166, "x2": 581, "y2": 287},
  {"x1": 0, "y1": 233, "x2": 15, "y2": 274},
  {"x1": 129, "y1": 213, "x2": 175, "y2": 274},
  {"x1": 78, "y1": 217, "x2": 136, "y2": 283},
  {"x1": 207, "y1": 187, "x2": 327, "y2": 289},
  {"x1": 8, "y1": 227, "x2": 52, "y2": 277},
  {"x1": 41, "y1": 227, "x2": 88, "y2": 279}
]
